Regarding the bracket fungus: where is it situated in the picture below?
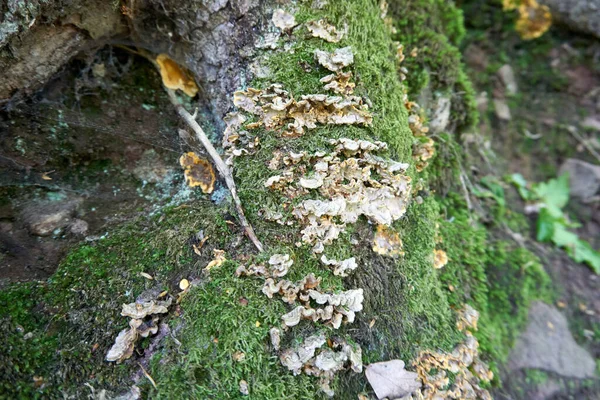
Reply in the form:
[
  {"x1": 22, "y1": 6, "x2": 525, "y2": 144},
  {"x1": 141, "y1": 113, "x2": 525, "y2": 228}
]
[
  {"x1": 280, "y1": 333, "x2": 362, "y2": 397},
  {"x1": 107, "y1": 297, "x2": 172, "y2": 363},
  {"x1": 320, "y1": 72, "x2": 355, "y2": 95},
  {"x1": 406, "y1": 305, "x2": 493, "y2": 400},
  {"x1": 372, "y1": 224, "x2": 404, "y2": 257},
  {"x1": 272, "y1": 9, "x2": 297, "y2": 31},
  {"x1": 433, "y1": 249, "x2": 448, "y2": 269},
  {"x1": 155, "y1": 54, "x2": 198, "y2": 97},
  {"x1": 232, "y1": 84, "x2": 372, "y2": 137},
  {"x1": 265, "y1": 138, "x2": 411, "y2": 252},
  {"x1": 314, "y1": 47, "x2": 354, "y2": 72},
  {"x1": 306, "y1": 19, "x2": 348, "y2": 43},
  {"x1": 320, "y1": 255, "x2": 358, "y2": 277},
  {"x1": 179, "y1": 152, "x2": 216, "y2": 194}
]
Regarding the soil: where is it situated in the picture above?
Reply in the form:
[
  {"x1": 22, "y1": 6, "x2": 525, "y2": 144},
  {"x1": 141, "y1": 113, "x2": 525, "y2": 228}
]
[{"x1": 0, "y1": 48, "x2": 187, "y2": 284}]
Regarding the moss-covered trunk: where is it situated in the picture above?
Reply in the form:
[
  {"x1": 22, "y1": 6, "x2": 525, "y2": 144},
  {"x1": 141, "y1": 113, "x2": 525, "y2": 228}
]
[{"x1": 0, "y1": 1, "x2": 553, "y2": 398}]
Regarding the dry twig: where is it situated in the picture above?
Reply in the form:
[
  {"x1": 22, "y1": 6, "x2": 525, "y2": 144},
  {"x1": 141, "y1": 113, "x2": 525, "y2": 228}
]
[{"x1": 166, "y1": 90, "x2": 264, "y2": 252}]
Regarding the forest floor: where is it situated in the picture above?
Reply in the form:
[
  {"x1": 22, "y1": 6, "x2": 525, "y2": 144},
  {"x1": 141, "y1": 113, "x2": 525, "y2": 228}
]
[{"x1": 461, "y1": 2, "x2": 600, "y2": 398}]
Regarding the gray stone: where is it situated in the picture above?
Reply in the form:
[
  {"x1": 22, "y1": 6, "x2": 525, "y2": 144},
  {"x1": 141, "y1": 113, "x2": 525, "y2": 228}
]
[
  {"x1": 493, "y1": 98, "x2": 511, "y2": 121},
  {"x1": 27, "y1": 209, "x2": 72, "y2": 236},
  {"x1": 559, "y1": 158, "x2": 600, "y2": 200},
  {"x1": 498, "y1": 64, "x2": 518, "y2": 95},
  {"x1": 22, "y1": 198, "x2": 82, "y2": 236},
  {"x1": 429, "y1": 96, "x2": 451, "y2": 134},
  {"x1": 540, "y1": 0, "x2": 600, "y2": 39},
  {"x1": 582, "y1": 116, "x2": 600, "y2": 132},
  {"x1": 509, "y1": 301, "x2": 596, "y2": 379},
  {"x1": 69, "y1": 219, "x2": 89, "y2": 235}
]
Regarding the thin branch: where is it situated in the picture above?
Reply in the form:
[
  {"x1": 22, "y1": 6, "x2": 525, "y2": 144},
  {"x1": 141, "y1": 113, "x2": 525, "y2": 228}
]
[
  {"x1": 137, "y1": 362, "x2": 158, "y2": 390},
  {"x1": 565, "y1": 125, "x2": 600, "y2": 164},
  {"x1": 166, "y1": 89, "x2": 264, "y2": 252}
]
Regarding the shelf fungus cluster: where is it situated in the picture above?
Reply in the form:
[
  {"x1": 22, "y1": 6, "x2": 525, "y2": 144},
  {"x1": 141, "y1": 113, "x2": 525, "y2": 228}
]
[
  {"x1": 407, "y1": 305, "x2": 493, "y2": 400},
  {"x1": 265, "y1": 138, "x2": 411, "y2": 253},
  {"x1": 231, "y1": 83, "x2": 372, "y2": 138},
  {"x1": 306, "y1": 19, "x2": 348, "y2": 43},
  {"x1": 279, "y1": 332, "x2": 362, "y2": 397},
  {"x1": 230, "y1": 16, "x2": 380, "y2": 397},
  {"x1": 237, "y1": 252, "x2": 364, "y2": 395},
  {"x1": 503, "y1": 0, "x2": 552, "y2": 40},
  {"x1": 106, "y1": 297, "x2": 172, "y2": 363}
]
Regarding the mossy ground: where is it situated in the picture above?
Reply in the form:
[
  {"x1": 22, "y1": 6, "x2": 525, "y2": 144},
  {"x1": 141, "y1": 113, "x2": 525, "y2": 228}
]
[{"x1": 0, "y1": 0, "x2": 557, "y2": 398}]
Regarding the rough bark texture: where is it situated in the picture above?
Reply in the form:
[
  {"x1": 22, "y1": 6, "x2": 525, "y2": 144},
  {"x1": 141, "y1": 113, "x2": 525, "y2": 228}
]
[
  {"x1": 1, "y1": 0, "x2": 264, "y2": 120},
  {"x1": 541, "y1": 0, "x2": 600, "y2": 38}
]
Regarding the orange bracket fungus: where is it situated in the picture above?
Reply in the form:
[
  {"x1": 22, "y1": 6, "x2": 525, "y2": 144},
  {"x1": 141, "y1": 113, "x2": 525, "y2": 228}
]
[
  {"x1": 179, "y1": 152, "x2": 216, "y2": 194},
  {"x1": 155, "y1": 53, "x2": 199, "y2": 97}
]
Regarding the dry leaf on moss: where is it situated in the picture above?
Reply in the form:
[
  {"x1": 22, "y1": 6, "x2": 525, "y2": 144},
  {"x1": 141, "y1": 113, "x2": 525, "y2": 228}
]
[
  {"x1": 433, "y1": 249, "x2": 448, "y2": 269},
  {"x1": 314, "y1": 47, "x2": 354, "y2": 72},
  {"x1": 306, "y1": 19, "x2": 347, "y2": 42},
  {"x1": 155, "y1": 54, "x2": 198, "y2": 97},
  {"x1": 205, "y1": 249, "x2": 226, "y2": 270},
  {"x1": 179, "y1": 152, "x2": 216, "y2": 193},
  {"x1": 272, "y1": 9, "x2": 296, "y2": 31},
  {"x1": 372, "y1": 224, "x2": 404, "y2": 257},
  {"x1": 179, "y1": 279, "x2": 190, "y2": 291},
  {"x1": 366, "y1": 360, "x2": 421, "y2": 400}
]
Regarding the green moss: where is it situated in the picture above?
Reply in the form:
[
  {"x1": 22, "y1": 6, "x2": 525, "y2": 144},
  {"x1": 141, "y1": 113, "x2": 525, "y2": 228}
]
[
  {"x1": 438, "y1": 193, "x2": 554, "y2": 374},
  {"x1": 0, "y1": 202, "x2": 230, "y2": 398},
  {"x1": 389, "y1": 0, "x2": 478, "y2": 132}
]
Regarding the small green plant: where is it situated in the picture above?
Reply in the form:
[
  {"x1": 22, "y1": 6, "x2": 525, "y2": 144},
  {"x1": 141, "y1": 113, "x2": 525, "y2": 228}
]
[{"x1": 507, "y1": 173, "x2": 600, "y2": 273}]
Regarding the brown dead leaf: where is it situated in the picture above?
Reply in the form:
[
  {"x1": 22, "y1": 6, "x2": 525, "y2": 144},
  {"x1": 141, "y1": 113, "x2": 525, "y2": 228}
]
[
  {"x1": 156, "y1": 54, "x2": 198, "y2": 97},
  {"x1": 179, "y1": 152, "x2": 216, "y2": 194},
  {"x1": 205, "y1": 249, "x2": 226, "y2": 270},
  {"x1": 365, "y1": 360, "x2": 421, "y2": 400}
]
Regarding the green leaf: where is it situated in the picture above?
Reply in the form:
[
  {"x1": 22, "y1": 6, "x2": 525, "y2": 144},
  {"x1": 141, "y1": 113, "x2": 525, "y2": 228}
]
[
  {"x1": 550, "y1": 223, "x2": 600, "y2": 274},
  {"x1": 533, "y1": 173, "x2": 570, "y2": 211},
  {"x1": 536, "y1": 208, "x2": 555, "y2": 242},
  {"x1": 506, "y1": 173, "x2": 532, "y2": 200},
  {"x1": 550, "y1": 222, "x2": 578, "y2": 247},
  {"x1": 480, "y1": 176, "x2": 506, "y2": 207},
  {"x1": 573, "y1": 240, "x2": 600, "y2": 274}
]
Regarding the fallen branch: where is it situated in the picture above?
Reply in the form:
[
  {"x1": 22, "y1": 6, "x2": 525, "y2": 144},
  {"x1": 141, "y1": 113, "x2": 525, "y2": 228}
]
[
  {"x1": 166, "y1": 90, "x2": 264, "y2": 252},
  {"x1": 117, "y1": 45, "x2": 264, "y2": 252}
]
